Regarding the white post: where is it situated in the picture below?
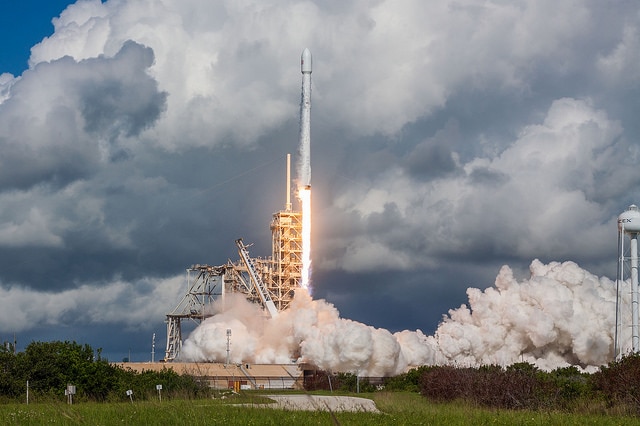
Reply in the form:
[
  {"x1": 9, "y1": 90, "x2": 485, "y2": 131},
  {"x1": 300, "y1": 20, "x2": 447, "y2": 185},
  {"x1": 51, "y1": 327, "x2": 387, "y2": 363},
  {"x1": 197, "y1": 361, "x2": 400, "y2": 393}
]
[{"x1": 286, "y1": 154, "x2": 292, "y2": 211}]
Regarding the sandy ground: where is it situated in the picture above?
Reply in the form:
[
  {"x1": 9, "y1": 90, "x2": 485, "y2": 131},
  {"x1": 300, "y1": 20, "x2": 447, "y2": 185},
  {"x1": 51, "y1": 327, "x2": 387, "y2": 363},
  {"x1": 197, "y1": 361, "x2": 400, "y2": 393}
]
[{"x1": 261, "y1": 394, "x2": 380, "y2": 413}]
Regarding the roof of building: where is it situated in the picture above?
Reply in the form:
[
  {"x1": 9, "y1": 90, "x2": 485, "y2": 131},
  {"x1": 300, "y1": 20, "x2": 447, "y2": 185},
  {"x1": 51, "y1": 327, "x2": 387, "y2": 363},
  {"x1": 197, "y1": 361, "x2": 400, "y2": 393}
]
[{"x1": 113, "y1": 362, "x2": 303, "y2": 379}]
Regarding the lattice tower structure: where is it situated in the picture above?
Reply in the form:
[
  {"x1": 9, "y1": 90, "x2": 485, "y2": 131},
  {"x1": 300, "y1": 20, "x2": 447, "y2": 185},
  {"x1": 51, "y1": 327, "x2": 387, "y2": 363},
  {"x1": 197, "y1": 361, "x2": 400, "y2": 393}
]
[
  {"x1": 164, "y1": 262, "x2": 255, "y2": 361},
  {"x1": 268, "y1": 209, "x2": 303, "y2": 311}
]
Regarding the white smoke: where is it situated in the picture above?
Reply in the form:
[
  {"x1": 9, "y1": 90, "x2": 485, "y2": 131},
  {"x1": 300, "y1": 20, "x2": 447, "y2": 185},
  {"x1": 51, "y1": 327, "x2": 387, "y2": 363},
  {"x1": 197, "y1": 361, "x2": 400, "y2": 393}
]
[
  {"x1": 433, "y1": 259, "x2": 620, "y2": 371},
  {"x1": 181, "y1": 259, "x2": 624, "y2": 374},
  {"x1": 181, "y1": 291, "x2": 408, "y2": 376}
]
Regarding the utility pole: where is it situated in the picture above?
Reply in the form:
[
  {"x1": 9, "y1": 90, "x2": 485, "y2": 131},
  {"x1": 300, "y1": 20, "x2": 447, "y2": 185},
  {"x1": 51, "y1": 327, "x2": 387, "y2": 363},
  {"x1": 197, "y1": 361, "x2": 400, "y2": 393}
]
[
  {"x1": 226, "y1": 329, "x2": 231, "y2": 367},
  {"x1": 151, "y1": 333, "x2": 156, "y2": 363}
]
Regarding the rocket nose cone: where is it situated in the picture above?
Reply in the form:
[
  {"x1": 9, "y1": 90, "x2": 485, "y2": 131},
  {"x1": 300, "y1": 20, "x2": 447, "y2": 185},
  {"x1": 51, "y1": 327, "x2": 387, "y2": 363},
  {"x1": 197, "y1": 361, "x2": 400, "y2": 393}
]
[{"x1": 301, "y1": 48, "x2": 312, "y2": 73}]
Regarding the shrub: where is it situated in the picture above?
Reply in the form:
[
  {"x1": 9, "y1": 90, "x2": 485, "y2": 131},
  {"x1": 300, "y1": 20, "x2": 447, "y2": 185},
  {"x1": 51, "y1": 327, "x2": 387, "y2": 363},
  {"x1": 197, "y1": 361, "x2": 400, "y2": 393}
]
[
  {"x1": 591, "y1": 353, "x2": 640, "y2": 413},
  {"x1": 384, "y1": 366, "x2": 433, "y2": 392},
  {"x1": 420, "y1": 363, "x2": 548, "y2": 410},
  {"x1": 419, "y1": 365, "x2": 474, "y2": 402},
  {"x1": 545, "y1": 366, "x2": 590, "y2": 409}
]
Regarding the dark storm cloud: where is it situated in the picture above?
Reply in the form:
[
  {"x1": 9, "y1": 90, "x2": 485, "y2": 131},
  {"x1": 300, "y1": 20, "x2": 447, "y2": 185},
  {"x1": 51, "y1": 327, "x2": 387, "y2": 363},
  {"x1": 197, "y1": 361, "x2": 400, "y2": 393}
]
[
  {"x1": 405, "y1": 120, "x2": 461, "y2": 180},
  {"x1": 0, "y1": 41, "x2": 166, "y2": 190},
  {"x1": 79, "y1": 41, "x2": 167, "y2": 139},
  {"x1": 467, "y1": 167, "x2": 509, "y2": 186}
]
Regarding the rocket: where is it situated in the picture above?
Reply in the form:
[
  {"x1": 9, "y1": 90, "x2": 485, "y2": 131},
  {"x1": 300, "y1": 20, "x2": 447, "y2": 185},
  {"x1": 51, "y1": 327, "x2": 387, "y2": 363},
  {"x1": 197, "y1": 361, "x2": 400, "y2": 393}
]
[{"x1": 298, "y1": 48, "x2": 312, "y2": 188}]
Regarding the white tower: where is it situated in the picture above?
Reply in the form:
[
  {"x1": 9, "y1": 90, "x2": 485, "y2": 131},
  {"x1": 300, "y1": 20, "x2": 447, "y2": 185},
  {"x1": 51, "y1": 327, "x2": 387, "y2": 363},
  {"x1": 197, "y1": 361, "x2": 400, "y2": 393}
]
[{"x1": 617, "y1": 204, "x2": 640, "y2": 357}]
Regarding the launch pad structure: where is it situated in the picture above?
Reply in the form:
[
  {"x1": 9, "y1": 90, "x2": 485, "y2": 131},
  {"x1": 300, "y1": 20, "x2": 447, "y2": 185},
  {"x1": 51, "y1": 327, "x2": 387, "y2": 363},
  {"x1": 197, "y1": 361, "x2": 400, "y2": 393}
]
[
  {"x1": 164, "y1": 154, "x2": 304, "y2": 361},
  {"x1": 165, "y1": 48, "x2": 313, "y2": 362}
]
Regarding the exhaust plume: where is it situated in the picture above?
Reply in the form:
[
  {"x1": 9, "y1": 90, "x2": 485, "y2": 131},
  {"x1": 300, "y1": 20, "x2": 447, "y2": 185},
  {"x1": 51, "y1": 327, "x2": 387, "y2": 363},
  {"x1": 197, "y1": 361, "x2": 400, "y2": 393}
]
[{"x1": 181, "y1": 259, "x2": 623, "y2": 374}]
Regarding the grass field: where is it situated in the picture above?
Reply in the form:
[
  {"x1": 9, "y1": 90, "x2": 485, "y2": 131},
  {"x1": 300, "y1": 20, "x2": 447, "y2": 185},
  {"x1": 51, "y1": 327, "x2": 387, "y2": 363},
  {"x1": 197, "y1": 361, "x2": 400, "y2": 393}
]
[{"x1": 0, "y1": 392, "x2": 637, "y2": 425}]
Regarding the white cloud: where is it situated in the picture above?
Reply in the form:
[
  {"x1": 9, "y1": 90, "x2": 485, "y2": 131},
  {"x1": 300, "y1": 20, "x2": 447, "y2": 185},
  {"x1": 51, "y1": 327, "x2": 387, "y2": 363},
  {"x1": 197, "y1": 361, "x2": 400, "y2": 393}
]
[
  {"x1": 21, "y1": 0, "x2": 633, "y2": 149},
  {"x1": 0, "y1": 207, "x2": 63, "y2": 248},
  {"x1": 0, "y1": 274, "x2": 184, "y2": 333}
]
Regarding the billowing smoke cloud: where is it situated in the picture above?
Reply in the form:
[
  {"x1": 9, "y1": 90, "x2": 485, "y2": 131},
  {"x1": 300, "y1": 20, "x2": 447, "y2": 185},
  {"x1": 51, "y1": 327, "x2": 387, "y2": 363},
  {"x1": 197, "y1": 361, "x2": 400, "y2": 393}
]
[
  {"x1": 182, "y1": 290, "x2": 409, "y2": 376},
  {"x1": 182, "y1": 259, "x2": 622, "y2": 374},
  {"x1": 431, "y1": 259, "x2": 619, "y2": 371}
]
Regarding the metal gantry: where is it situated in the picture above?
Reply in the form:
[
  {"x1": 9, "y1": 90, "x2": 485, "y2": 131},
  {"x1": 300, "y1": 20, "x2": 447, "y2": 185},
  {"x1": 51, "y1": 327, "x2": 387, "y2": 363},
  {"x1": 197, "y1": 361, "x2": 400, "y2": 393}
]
[
  {"x1": 164, "y1": 264, "x2": 255, "y2": 361},
  {"x1": 164, "y1": 265, "x2": 225, "y2": 361},
  {"x1": 236, "y1": 239, "x2": 279, "y2": 318}
]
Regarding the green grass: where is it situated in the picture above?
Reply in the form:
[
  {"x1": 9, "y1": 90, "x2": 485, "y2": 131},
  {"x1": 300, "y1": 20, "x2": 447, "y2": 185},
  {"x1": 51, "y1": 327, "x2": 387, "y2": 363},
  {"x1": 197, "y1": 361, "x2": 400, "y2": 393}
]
[
  {"x1": 0, "y1": 392, "x2": 636, "y2": 425},
  {"x1": 371, "y1": 392, "x2": 638, "y2": 425}
]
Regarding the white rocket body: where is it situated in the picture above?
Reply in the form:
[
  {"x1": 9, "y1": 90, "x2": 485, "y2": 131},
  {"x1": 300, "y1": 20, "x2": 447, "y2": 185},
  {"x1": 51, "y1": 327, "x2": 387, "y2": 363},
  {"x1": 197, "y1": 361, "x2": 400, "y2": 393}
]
[{"x1": 298, "y1": 48, "x2": 312, "y2": 187}]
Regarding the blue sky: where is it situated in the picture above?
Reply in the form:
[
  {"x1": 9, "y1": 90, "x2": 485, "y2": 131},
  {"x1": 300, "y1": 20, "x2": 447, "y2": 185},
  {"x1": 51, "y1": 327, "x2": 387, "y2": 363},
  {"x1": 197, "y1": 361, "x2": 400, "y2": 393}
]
[
  {"x1": 0, "y1": 1, "x2": 76, "y2": 76},
  {"x1": 0, "y1": 0, "x2": 639, "y2": 370}
]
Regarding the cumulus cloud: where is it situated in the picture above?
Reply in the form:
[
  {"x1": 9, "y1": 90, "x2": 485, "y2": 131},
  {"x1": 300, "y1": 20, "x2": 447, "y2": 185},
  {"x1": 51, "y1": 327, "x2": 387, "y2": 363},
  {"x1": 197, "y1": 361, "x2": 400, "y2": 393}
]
[
  {"x1": 0, "y1": 40, "x2": 165, "y2": 190},
  {"x1": 0, "y1": 274, "x2": 183, "y2": 333}
]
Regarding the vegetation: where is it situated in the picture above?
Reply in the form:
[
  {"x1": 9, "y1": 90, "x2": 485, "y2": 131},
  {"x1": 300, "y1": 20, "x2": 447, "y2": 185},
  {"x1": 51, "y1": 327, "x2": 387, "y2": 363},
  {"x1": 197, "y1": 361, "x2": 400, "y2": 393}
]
[
  {"x1": 380, "y1": 355, "x2": 640, "y2": 416},
  {"x1": 0, "y1": 392, "x2": 636, "y2": 425},
  {"x1": 303, "y1": 371, "x2": 378, "y2": 393},
  {"x1": 3, "y1": 340, "x2": 640, "y2": 422},
  {"x1": 0, "y1": 341, "x2": 209, "y2": 403}
]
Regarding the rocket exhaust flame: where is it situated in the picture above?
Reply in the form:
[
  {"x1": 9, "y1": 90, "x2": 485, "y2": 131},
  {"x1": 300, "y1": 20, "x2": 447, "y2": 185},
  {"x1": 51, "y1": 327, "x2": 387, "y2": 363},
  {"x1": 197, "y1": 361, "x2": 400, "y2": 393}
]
[{"x1": 299, "y1": 186, "x2": 311, "y2": 290}]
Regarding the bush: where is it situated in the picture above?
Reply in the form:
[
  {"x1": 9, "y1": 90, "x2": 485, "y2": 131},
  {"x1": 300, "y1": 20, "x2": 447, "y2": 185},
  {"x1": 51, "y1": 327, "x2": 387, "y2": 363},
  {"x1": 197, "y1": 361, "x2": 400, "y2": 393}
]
[
  {"x1": 544, "y1": 366, "x2": 590, "y2": 409},
  {"x1": 420, "y1": 363, "x2": 563, "y2": 410},
  {"x1": 384, "y1": 366, "x2": 433, "y2": 392},
  {"x1": 591, "y1": 353, "x2": 640, "y2": 413}
]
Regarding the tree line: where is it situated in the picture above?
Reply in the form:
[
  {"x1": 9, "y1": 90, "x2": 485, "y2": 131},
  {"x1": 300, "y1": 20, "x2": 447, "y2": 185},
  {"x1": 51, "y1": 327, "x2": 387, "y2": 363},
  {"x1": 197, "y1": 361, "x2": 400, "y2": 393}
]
[{"x1": 0, "y1": 341, "x2": 209, "y2": 402}]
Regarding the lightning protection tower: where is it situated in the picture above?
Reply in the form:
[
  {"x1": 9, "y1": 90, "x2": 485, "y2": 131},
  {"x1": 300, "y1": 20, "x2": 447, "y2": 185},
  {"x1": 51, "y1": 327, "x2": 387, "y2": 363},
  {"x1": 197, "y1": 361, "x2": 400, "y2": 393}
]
[{"x1": 616, "y1": 204, "x2": 640, "y2": 359}]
